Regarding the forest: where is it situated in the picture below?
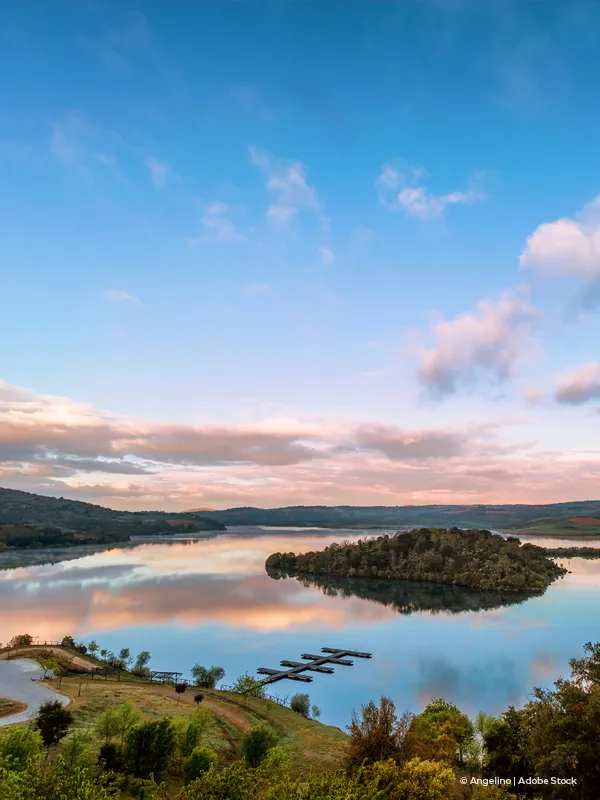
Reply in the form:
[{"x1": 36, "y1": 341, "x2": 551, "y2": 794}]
[{"x1": 265, "y1": 528, "x2": 568, "y2": 592}]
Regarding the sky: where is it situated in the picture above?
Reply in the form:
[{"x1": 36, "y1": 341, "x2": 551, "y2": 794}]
[{"x1": 1, "y1": 0, "x2": 600, "y2": 511}]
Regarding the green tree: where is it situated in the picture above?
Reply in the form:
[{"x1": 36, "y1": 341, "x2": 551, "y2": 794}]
[
  {"x1": 290, "y1": 692, "x2": 310, "y2": 716},
  {"x1": 124, "y1": 717, "x2": 176, "y2": 779},
  {"x1": 183, "y1": 746, "x2": 217, "y2": 782},
  {"x1": 242, "y1": 724, "x2": 278, "y2": 768},
  {"x1": 231, "y1": 672, "x2": 266, "y2": 700},
  {"x1": 190, "y1": 664, "x2": 225, "y2": 688},
  {"x1": 408, "y1": 698, "x2": 474, "y2": 764},
  {"x1": 484, "y1": 708, "x2": 535, "y2": 798},
  {"x1": 174, "y1": 707, "x2": 213, "y2": 758},
  {"x1": 35, "y1": 701, "x2": 73, "y2": 748},
  {"x1": 87, "y1": 641, "x2": 99, "y2": 657},
  {"x1": 94, "y1": 708, "x2": 120, "y2": 744}
]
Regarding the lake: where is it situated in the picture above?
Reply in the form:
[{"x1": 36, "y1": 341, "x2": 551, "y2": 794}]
[{"x1": 2, "y1": 527, "x2": 600, "y2": 729}]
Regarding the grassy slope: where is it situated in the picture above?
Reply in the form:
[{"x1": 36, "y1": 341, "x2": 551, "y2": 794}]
[
  {"x1": 56, "y1": 676, "x2": 347, "y2": 774},
  {"x1": 0, "y1": 647, "x2": 347, "y2": 775}
]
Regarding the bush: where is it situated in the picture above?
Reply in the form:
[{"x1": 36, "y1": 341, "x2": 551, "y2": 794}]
[
  {"x1": 124, "y1": 718, "x2": 176, "y2": 778},
  {"x1": 183, "y1": 746, "x2": 217, "y2": 782},
  {"x1": 0, "y1": 727, "x2": 43, "y2": 771},
  {"x1": 290, "y1": 693, "x2": 311, "y2": 716},
  {"x1": 242, "y1": 724, "x2": 278, "y2": 768}
]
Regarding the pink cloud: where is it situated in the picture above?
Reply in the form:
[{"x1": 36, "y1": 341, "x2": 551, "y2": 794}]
[
  {"x1": 414, "y1": 292, "x2": 538, "y2": 397},
  {"x1": 555, "y1": 361, "x2": 600, "y2": 405},
  {"x1": 2, "y1": 378, "x2": 600, "y2": 510}
]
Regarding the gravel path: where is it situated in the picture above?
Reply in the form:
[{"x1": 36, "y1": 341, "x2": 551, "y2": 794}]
[{"x1": 0, "y1": 658, "x2": 70, "y2": 727}]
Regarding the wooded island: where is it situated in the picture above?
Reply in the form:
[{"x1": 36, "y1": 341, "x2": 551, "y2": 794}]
[{"x1": 265, "y1": 528, "x2": 568, "y2": 592}]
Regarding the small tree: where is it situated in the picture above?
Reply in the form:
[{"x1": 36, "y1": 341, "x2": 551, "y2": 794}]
[
  {"x1": 95, "y1": 708, "x2": 121, "y2": 744},
  {"x1": 132, "y1": 650, "x2": 151, "y2": 678},
  {"x1": 290, "y1": 693, "x2": 311, "y2": 716},
  {"x1": 191, "y1": 664, "x2": 225, "y2": 688},
  {"x1": 175, "y1": 683, "x2": 187, "y2": 705},
  {"x1": 100, "y1": 649, "x2": 108, "y2": 661},
  {"x1": 231, "y1": 673, "x2": 266, "y2": 701},
  {"x1": 242, "y1": 724, "x2": 278, "y2": 768},
  {"x1": 36, "y1": 700, "x2": 74, "y2": 748},
  {"x1": 311, "y1": 704, "x2": 321, "y2": 720},
  {"x1": 37, "y1": 656, "x2": 57, "y2": 680},
  {"x1": 347, "y1": 695, "x2": 413, "y2": 768},
  {"x1": 183, "y1": 746, "x2": 217, "y2": 782},
  {"x1": 87, "y1": 640, "x2": 99, "y2": 657},
  {"x1": 118, "y1": 648, "x2": 133, "y2": 671}
]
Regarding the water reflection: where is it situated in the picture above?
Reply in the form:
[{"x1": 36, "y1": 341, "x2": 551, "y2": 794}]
[
  {"x1": 269, "y1": 571, "x2": 541, "y2": 615},
  {"x1": 1, "y1": 528, "x2": 600, "y2": 727}
]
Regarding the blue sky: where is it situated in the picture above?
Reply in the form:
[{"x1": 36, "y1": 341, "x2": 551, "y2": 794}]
[{"x1": 1, "y1": 0, "x2": 600, "y2": 509}]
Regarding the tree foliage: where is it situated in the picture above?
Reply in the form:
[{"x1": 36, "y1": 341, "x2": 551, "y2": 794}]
[
  {"x1": 242, "y1": 724, "x2": 278, "y2": 768},
  {"x1": 36, "y1": 701, "x2": 74, "y2": 748},
  {"x1": 347, "y1": 696, "x2": 413, "y2": 767},
  {"x1": 191, "y1": 664, "x2": 225, "y2": 688}
]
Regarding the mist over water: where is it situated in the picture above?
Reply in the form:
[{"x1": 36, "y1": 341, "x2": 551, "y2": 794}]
[{"x1": 2, "y1": 527, "x2": 600, "y2": 728}]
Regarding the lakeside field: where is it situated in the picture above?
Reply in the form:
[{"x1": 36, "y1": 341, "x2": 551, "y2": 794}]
[{"x1": 0, "y1": 645, "x2": 348, "y2": 777}]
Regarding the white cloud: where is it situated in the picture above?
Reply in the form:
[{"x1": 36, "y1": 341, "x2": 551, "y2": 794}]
[
  {"x1": 555, "y1": 361, "x2": 600, "y2": 405},
  {"x1": 319, "y1": 246, "x2": 335, "y2": 265},
  {"x1": 103, "y1": 290, "x2": 140, "y2": 304},
  {"x1": 147, "y1": 157, "x2": 178, "y2": 190},
  {"x1": 521, "y1": 386, "x2": 544, "y2": 405},
  {"x1": 520, "y1": 196, "x2": 600, "y2": 279},
  {"x1": 250, "y1": 146, "x2": 320, "y2": 227},
  {"x1": 187, "y1": 201, "x2": 245, "y2": 246},
  {"x1": 377, "y1": 163, "x2": 484, "y2": 220},
  {"x1": 415, "y1": 292, "x2": 538, "y2": 398}
]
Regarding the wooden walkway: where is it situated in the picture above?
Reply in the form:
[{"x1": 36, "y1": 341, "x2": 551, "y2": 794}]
[{"x1": 257, "y1": 647, "x2": 372, "y2": 685}]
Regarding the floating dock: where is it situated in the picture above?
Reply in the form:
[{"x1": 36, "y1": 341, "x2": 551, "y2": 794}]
[{"x1": 257, "y1": 647, "x2": 373, "y2": 685}]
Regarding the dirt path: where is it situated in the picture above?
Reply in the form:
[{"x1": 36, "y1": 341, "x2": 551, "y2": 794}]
[{"x1": 0, "y1": 646, "x2": 99, "y2": 672}]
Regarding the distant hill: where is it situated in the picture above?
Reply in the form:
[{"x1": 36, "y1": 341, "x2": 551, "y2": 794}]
[
  {"x1": 3, "y1": 487, "x2": 600, "y2": 537},
  {"x1": 200, "y1": 501, "x2": 600, "y2": 532},
  {"x1": 0, "y1": 487, "x2": 226, "y2": 536}
]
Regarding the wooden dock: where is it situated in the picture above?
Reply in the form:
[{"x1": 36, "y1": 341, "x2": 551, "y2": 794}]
[{"x1": 257, "y1": 647, "x2": 373, "y2": 685}]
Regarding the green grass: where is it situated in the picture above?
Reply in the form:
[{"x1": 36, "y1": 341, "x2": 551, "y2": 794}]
[{"x1": 50, "y1": 674, "x2": 348, "y2": 774}]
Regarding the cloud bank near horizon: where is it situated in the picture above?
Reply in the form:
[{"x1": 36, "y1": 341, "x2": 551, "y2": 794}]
[{"x1": 1, "y1": 378, "x2": 599, "y2": 510}]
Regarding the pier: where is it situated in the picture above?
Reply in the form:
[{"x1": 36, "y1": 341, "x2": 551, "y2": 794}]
[{"x1": 257, "y1": 647, "x2": 372, "y2": 685}]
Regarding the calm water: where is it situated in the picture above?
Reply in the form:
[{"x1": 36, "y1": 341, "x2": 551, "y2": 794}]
[{"x1": 2, "y1": 527, "x2": 600, "y2": 729}]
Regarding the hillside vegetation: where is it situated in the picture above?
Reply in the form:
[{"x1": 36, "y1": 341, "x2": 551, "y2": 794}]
[
  {"x1": 0, "y1": 487, "x2": 226, "y2": 543},
  {"x1": 199, "y1": 500, "x2": 600, "y2": 531},
  {"x1": 265, "y1": 528, "x2": 568, "y2": 592}
]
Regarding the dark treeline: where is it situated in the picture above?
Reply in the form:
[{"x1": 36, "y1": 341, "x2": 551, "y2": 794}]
[
  {"x1": 0, "y1": 525, "x2": 125, "y2": 551},
  {"x1": 265, "y1": 528, "x2": 568, "y2": 592}
]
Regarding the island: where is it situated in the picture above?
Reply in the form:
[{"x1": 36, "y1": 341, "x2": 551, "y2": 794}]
[{"x1": 265, "y1": 527, "x2": 568, "y2": 592}]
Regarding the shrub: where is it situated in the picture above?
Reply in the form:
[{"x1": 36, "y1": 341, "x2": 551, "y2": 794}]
[
  {"x1": 242, "y1": 724, "x2": 278, "y2": 768},
  {"x1": 290, "y1": 693, "x2": 310, "y2": 716},
  {"x1": 183, "y1": 746, "x2": 217, "y2": 782},
  {"x1": 124, "y1": 718, "x2": 176, "y2": 778}
]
